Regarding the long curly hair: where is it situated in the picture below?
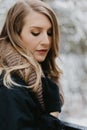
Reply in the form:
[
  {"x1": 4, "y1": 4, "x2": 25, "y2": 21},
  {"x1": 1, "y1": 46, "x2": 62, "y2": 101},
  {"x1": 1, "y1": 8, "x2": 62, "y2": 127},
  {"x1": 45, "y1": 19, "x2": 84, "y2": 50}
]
[{"x1": 0, "y1": 0, "x2": 62, "y2": 91}]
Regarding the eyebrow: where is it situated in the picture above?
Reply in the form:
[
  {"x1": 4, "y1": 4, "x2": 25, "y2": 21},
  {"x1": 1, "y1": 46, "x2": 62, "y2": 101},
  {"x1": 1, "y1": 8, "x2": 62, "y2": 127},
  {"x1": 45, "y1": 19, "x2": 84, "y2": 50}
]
[{"x1": 30, "y1": 26, "x2": 52, "y2": 30}]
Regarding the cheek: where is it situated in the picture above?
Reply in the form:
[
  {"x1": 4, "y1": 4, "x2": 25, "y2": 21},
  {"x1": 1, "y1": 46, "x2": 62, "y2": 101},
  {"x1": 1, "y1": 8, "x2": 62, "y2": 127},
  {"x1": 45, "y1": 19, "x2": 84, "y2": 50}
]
[
  {"x1": 20, "y1": 31, "x2": 40, "y2": 52},
  {"x1": 49, "y1": 40, "x2": 52, "y2": 49},
  {"x1": 24, "y1": 38, "x2": 38, "y2": 53},
  {"x1": 21, "y1": 35, "x2": 33, "y2": 49}
]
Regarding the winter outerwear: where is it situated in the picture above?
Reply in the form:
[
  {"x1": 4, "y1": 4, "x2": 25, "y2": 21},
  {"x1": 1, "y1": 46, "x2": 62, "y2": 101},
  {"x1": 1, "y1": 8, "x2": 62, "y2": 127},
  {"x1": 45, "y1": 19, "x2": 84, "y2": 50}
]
[{"x1": 0, "y1": 71, "x2": 63, "y2": 130}]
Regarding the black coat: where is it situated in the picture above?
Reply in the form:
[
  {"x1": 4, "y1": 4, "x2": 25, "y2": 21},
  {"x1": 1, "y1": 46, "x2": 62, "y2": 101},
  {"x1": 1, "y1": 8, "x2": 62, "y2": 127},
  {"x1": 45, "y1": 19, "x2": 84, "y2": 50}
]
[{"x1": 0, "y1": 71, "x2": 63, "y2": 130}]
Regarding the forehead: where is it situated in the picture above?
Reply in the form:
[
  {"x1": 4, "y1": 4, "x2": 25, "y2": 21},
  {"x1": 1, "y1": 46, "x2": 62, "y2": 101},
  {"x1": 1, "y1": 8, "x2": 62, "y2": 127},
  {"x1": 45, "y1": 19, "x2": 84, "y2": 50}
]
[{"x1": 23, "y1": 11, "x2": 52, "y2": 28}]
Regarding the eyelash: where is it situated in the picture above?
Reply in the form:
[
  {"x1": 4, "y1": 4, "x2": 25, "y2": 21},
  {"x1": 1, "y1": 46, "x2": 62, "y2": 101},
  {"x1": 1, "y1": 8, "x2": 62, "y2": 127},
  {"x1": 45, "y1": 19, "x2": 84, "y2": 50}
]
[
  {"x1": 47, "y1": 31, "x2": 52, "y2": 36},
  {"x1": 31, "y1": 32, "x2": 40, "y2": 36},
  {"x1": 31, "y1": 31, "x2": 52, "y2": 37}
]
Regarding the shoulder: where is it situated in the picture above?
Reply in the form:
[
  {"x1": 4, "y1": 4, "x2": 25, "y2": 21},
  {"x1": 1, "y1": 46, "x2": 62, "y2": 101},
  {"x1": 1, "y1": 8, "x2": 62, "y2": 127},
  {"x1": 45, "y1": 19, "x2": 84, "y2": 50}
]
[
  {"x1": 0, "y1": 71, "x2": 37, "y2": 110},
  {"x1": 0, "y1": 71, "x2": 41, "y2": 109}
]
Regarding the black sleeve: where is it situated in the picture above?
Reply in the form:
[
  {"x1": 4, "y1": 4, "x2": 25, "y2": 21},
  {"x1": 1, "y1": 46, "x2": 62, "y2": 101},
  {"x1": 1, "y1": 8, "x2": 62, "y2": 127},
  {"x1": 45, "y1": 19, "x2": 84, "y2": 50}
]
[
  {"x1": 0, "y1": 84, "x2": 64, "y2": 130},
  {"x1": 39, "y1": 113, "x2": 63, "y2": 130},
  {"x1": 0, "y1": 85, "x2": 39, "y2": 130},
  {"x1": 42, "y1": 77, "x2": 61, "y2": 113},
  {"x1": 0, "y1": 71, "x2": 63, "y2": 130}
]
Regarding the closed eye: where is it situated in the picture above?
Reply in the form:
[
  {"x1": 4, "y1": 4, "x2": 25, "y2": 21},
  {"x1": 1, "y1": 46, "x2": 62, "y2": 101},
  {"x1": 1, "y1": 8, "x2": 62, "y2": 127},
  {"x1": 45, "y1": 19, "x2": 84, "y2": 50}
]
[
  {"x1": 47, "y1": 31, "x2": 52, "y2": 36},
  {"x1": 47, "y1": 29, "x2": 52, "y2": 36},
  {"x1": 31, "y1": 32, "x2": 40, "y2": 36}
]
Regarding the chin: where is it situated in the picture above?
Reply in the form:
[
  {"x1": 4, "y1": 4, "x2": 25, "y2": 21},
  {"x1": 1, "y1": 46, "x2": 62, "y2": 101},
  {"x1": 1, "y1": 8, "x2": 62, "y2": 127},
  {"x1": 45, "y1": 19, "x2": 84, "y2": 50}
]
[
  {"x1": 36, "y1": 58, "x2": 46, "y2": 63},
  {"x1": 37, "y1": 59, "x2": 45, "y2": 63},
  {"x1": 34, "y1": 55, "x2": 47, "y2": 63}
]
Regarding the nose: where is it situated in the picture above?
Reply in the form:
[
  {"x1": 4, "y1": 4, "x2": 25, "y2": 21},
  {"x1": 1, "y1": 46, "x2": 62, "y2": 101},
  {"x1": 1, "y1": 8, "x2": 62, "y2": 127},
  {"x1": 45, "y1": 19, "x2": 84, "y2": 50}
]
[{"x1": 40, "y1": 33, "x2": 51, "y2": 45}]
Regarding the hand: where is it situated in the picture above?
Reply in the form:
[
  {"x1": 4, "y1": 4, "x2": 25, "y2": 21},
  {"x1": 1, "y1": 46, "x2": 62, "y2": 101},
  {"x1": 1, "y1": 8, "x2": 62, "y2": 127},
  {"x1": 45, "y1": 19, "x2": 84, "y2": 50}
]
[{"x1": 50, "y1": 112, "x2": 60, "y2": 118}]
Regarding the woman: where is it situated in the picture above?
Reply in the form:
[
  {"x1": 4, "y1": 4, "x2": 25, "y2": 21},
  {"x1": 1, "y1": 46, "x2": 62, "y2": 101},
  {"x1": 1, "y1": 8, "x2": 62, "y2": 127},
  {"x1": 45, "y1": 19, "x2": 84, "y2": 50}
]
[{"x1": 0, "y1": 0, "x2": 64, "y2": 129}]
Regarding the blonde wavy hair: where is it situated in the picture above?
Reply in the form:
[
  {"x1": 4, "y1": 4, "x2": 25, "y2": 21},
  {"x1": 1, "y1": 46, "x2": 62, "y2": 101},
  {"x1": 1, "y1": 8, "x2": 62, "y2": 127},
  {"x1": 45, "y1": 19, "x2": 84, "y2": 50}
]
[{"x1": 0, "y1": 0, "x2": 62, "y2": 92}]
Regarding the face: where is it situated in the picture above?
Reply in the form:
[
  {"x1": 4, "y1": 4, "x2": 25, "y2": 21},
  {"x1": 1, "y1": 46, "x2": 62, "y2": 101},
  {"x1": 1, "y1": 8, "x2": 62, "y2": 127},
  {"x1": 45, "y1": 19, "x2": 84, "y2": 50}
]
[{"x1": 20, "y1": 11, "x2": 52, "y2": 62}]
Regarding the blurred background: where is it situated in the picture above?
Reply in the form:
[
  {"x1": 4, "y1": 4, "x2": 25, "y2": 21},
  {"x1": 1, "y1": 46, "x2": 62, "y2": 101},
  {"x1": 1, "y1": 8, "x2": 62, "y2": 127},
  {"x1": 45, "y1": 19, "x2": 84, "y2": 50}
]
[{"x1": 0, "y1": 0, "x2": 87, "y2": 127}]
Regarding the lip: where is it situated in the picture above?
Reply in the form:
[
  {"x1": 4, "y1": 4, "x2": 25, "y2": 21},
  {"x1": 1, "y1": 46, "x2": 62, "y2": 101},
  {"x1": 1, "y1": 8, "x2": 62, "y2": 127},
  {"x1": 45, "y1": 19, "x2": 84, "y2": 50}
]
[{"x1": 36, "y1": 49, "x2": 48, "y2": 54}]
